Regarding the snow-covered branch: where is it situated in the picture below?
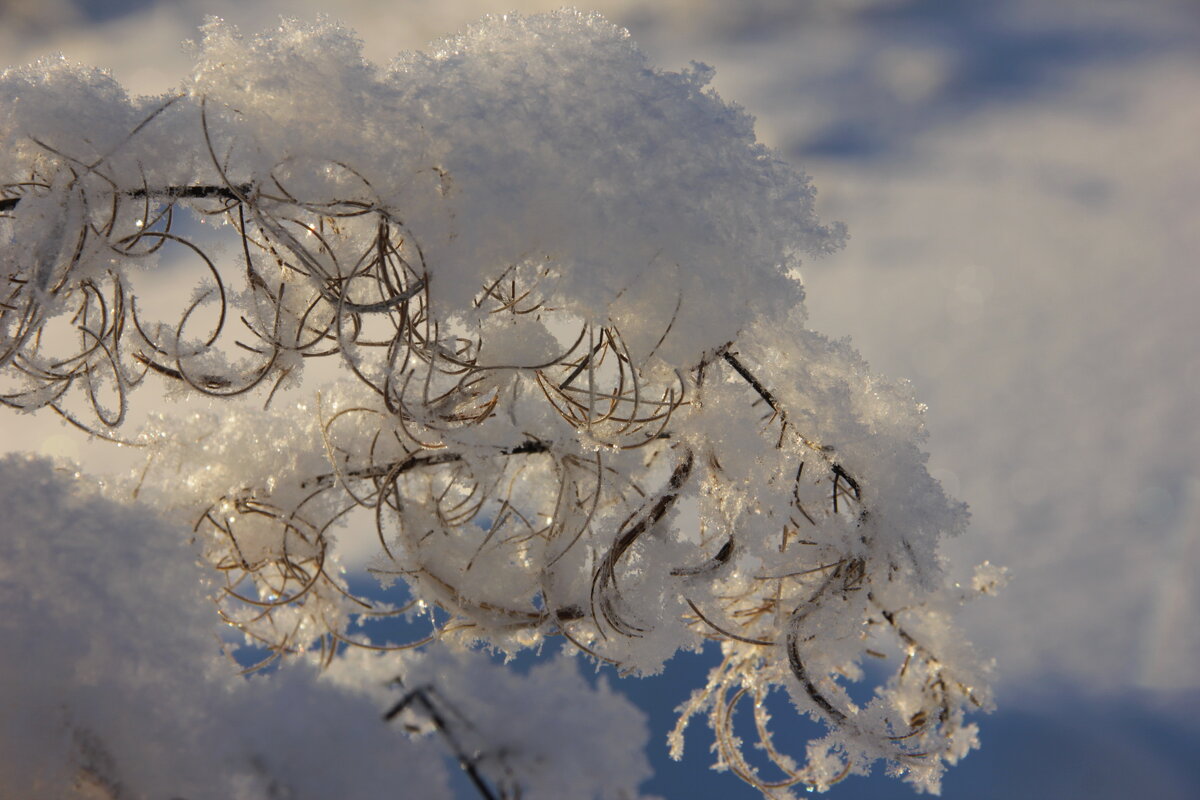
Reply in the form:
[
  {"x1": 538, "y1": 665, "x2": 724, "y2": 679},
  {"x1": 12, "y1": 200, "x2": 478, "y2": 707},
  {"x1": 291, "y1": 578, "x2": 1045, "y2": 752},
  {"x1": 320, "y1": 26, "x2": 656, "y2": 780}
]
[{"x1": 1, "y1": 11, "x2": 996, "y2": 797}]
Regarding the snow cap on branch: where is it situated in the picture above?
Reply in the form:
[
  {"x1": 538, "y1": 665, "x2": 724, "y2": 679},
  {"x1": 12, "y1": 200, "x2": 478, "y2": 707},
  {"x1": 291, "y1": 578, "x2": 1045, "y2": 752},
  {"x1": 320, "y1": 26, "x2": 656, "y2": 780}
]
[{"x1": 181, "y1": 11, "x2": 844, "y2": 363}]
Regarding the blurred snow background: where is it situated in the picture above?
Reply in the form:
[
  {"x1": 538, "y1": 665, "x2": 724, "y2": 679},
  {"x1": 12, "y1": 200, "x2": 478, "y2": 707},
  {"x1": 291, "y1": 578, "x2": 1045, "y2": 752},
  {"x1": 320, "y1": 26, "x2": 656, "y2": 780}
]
[{"x1": 2, "y1": 0, "x2": 1197, "y2": 797}]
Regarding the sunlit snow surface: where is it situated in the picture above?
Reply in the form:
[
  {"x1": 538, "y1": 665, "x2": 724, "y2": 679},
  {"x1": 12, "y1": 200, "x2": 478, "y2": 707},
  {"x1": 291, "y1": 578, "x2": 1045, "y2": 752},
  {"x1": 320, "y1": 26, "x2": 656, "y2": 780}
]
[{"x1": 2, "y1": 1, "x2": 1198, "y2": 798}]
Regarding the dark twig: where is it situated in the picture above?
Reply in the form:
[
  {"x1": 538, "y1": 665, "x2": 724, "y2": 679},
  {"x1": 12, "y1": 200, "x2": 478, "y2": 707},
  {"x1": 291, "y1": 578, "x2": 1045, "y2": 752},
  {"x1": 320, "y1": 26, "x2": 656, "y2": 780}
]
[{"x1": 384, "y1": 686, "x2": 503, "y2": 800}]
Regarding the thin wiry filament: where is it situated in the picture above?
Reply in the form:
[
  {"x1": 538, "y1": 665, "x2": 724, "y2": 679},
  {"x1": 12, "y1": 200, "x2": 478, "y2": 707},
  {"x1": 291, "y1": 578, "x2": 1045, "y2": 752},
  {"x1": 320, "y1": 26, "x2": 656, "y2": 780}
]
[{"x1": 1, "y1": 95, "x2": 984, "y2": 798}]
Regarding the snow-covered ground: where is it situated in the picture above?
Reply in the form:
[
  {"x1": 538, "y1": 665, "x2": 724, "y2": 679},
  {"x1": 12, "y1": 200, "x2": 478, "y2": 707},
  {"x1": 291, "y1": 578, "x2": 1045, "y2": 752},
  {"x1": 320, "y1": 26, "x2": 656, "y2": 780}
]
[{"x1": 3, "y1": 1, "x2": 1197, "y2": 797}]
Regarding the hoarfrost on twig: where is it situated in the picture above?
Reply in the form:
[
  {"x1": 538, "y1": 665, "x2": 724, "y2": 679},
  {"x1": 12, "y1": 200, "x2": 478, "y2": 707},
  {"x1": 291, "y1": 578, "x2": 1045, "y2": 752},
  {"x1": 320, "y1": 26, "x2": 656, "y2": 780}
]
[{"x1": 0, "y1": 11, "x2": 994, "y2": 797}]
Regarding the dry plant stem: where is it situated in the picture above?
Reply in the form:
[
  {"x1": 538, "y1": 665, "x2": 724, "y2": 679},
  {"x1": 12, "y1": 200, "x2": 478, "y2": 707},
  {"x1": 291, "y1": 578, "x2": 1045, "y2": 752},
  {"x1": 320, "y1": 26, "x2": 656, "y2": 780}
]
[
  {"x1": 1, "y1": 91, "x2": 980, "y2": 797},
  {"x1": 591, "y1": 447, "x2": 694, "y2": 637},
  {"x1": 384, "y1": 687, "x2": 504, "y2": 800}
]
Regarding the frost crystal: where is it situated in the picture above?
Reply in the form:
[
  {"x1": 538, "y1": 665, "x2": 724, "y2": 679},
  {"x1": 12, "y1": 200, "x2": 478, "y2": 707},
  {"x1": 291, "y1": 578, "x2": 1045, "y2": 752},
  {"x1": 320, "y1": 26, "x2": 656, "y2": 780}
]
[{"x1": 0, "y1": 11, "x2": 993, "y2": 797}]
